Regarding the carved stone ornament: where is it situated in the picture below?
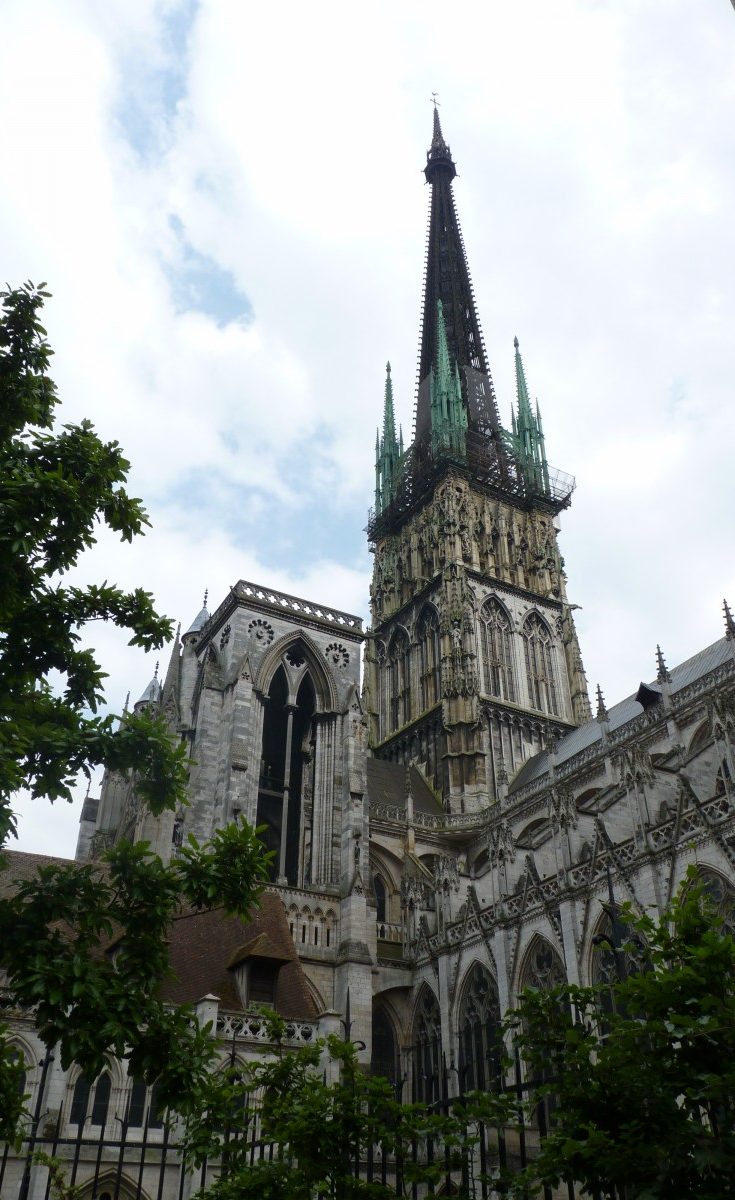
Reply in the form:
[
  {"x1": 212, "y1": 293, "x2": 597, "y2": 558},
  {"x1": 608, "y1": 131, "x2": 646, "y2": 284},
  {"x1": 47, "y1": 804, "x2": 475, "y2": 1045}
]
[
  {"x1": 433, "y1": 853, "x2": 460, "y2": 893},
  {"x1": 325, "y1": 642, "x2": 350, "y2": 669},
  {"x1": 247, "y1": 617, "x2": 274, "y2": 646},
  {"x1": 219, "y1": 623, "x2": 231, "y2": 650},
  {"x1": 489, "y1": 821, "x2": 515, "y2": 865}
]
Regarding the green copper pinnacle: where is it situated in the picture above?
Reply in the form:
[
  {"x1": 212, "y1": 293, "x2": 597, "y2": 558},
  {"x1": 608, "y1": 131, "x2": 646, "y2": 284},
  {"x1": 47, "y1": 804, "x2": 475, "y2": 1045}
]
[
  {"x1": 429, "y1": 299, "x2": 467, "y2": 461},
  {"x1": 375, "y1": 361, "x2": 403, "y2": 515},
  {"x1": 509, "y1": 336, "x2": 550, "y2": 497}
]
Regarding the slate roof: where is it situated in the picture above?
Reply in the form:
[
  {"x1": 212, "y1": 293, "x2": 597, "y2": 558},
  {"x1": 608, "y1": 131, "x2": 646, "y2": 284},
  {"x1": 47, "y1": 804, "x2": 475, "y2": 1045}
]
[
  {"x1": 509, "y1": 636, "x2": 733, "y2": 795},
  {"x1": 0, "y1": 852, "x2": 317, "y2": 1020},
  {"x1": 367, "y1": 759, "x2": 443, "y2": 816}
]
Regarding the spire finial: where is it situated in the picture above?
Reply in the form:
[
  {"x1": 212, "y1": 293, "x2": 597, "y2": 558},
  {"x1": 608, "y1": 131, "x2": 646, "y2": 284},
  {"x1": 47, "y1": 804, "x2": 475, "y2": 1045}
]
[
  {"x1": 724, "y1": 598, "x2": 735, "y2": 641},
  {"x1": 596, "y1": 684, "x2": 608, "y2": 721},
  {"x1": 123, "y1": 690, "x2": 130, "y2": 714},
  {"x1": 203, "y1": 588, "x2": 208, "y2": 609},
  {"x1": 154, "y1": 660, "x2": 159, "y2": 680},
  {"x1": 656, "y1": 644, "x2": 671, "y2": 684}
]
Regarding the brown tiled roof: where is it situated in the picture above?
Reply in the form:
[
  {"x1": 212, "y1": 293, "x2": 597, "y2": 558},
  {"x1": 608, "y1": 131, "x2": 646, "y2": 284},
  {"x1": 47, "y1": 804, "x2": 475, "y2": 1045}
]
[
  {"x1": 0, "y1": 852, "x2": 317, "y2": 1021},
  {"x1": 160, "y1": 893, "x2": 317, "y2": 1019},
  {"x1": 0, "y1": 850, "x2": 93, "y2": 897},
  {"x1": 367, "y1": 759, "x2": 442, "y2": 816}
]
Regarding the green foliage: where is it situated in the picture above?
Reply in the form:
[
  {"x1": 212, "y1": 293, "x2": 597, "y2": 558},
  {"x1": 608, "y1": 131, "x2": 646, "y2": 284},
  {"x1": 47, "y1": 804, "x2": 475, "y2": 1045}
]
[
  {"x1": 0, "y1": 282, "x2": 183, "y2": 848},
  {"x1": 0, "y1": 284, "x2": 270, "y2": 1140},
  {"x1": 508, "y1": 869, "x2": 735, "y2": 1199},
  {"x1": 183, "y1": 1022, "x2": 517, "y2": 1199}
]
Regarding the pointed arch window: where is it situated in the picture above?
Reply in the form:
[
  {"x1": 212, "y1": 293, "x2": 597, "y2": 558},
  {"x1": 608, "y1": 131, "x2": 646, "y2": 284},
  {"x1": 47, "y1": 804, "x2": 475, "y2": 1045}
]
[
  {"x1": 417, "y1": 607, "x2": 441, "y2": 711},
  {"x1": 257, "y1": 657, "x2": 316, "y2": 886},
  {"x1": 90, "y1": 1072, "x2": 111, "y2": 1127},
  {"x1": 522, "y1": 613, "x2": 559, "y2": 716},
  {"x1": 371, "y1": 1008, "x2": 399, "y2": 1086},
  {"x1": 480, "y1": 599, "x2": 516, "y2": 702},
  {"x1": 373, "y1": 873, "x2": 387, "y2": 925},
  {"x1": 388, "y1": 629, "x2": 411, "y2": 731},
  {"x1": 521, "y1": 937, "x2": 566, "y2": 993},
  {"x1": 696, "y1": 868, "x2": 735, "y2": 938},
  {"x1": 70, "y1": 1074, "x2": 91, "y2": 1126},
  {"x1": 458, "y1": 963, "x2": 501, "y2": 1092},
  {"x1": 411, "y1": 988, "x2": 442, "y2": 1104}
]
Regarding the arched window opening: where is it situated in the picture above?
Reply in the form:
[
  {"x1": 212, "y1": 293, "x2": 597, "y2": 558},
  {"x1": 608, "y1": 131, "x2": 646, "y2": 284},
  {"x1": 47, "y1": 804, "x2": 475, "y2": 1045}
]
[
  {"x1": 411, "y1": 988, "x2": 442, "y2": 1104},
  {"x1": 458, "y1": 963, "x2": 501, "y2": 1093},
  {"x1": 70, "y1": 1075, "x2": 91, "y2": 1126},
  {"x1": 373, "y1": 873, "x2": 388, "y2": 925},
  {"x1": 522, "y1": 613, "x2": 559, "y2": 716},
  {"x1": 696, "y1": 868, "x2": 735, "y2": 938},
  {"x1": 417, "y1": 608, "x2": 441, "y2": 712},
  {"x1": 90, "y1": 1072, "x2": 111, "y2": 1126},
  {"x1": 148, "y1": 1080, "x2": 164, "y2": 1129},
  {"x1": 256, "y1": 661, "x2": 316, "y2": 886},
  {"x1": 520, "y1": 938, "x2": 566, "y2": 993},
  {"x1": 371, "y1": 1009, "x2": 399, "y2": 1086},
  {"x1": 388, "y1": 630, "x2": 411, "y2": 732},
  {"x1": 128, "y1": 1077, "x2": 147, "y2": 1127},
  {"x1": 9, "y1": 1047, "x2": 27, "y2": 1104},
  {"x1": 480, "y1": 600, "x2": 516, "y2": 703}
]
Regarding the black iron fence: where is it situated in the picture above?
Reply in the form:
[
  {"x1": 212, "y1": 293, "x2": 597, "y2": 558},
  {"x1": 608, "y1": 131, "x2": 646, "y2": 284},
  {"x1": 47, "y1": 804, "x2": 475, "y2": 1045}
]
[{"x1": 1, "y1": 1065, "x2": 614, "y2": 1200}]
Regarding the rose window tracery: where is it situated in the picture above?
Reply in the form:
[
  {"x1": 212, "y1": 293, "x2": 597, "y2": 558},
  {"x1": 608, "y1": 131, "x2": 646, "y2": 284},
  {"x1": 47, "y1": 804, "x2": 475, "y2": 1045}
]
[
  {"x1": 248, "y1": 618, "x2": 274, "y2": 646},
  {"x1": 325, "y1": 642, "x2": 349, "y2": 669}
]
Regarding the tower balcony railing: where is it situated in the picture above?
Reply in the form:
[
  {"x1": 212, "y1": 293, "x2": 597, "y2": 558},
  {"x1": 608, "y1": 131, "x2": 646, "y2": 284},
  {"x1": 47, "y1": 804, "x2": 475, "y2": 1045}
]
[{"x1": 368, "y1": 429, "x2": 574, "y2": 542}]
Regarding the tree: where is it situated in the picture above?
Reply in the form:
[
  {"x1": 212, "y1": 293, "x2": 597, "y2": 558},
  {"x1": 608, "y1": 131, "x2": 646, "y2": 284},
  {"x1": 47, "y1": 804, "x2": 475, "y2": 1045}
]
[
  {"x1": 0, "y1": 284, "x2": 269, "y2": 1140},
  {"x1": 508, "y1": 869, "x2": 735, "y2": 1199},
  {"x1": 181, "y1": 1021, "x2": 516, "y2": 1200}
]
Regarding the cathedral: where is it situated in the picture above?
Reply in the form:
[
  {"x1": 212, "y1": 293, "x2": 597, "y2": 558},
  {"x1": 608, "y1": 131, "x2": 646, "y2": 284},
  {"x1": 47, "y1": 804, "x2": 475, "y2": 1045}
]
[{"x1": 3, "y1": 110, "x2": 735, "y2": 1197}]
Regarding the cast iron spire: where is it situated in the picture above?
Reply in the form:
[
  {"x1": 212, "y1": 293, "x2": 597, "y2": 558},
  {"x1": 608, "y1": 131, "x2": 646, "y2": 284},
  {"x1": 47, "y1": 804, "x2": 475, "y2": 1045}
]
[{"x1": 415, "y1": 107, "x2": 502, "y2": 445}]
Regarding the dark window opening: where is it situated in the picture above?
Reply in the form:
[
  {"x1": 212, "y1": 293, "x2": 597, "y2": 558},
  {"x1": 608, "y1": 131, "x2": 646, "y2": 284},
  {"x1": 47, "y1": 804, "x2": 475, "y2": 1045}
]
[
  {"x1": 70, "y1": 1075, "x2": 91, "y2": 1126},
  {"x1": 374, "y1": 874, "x2": 387, "y2": 924},
  {"x1": 90, "y1": 1072, "x2": 111, "y2": 1126},
  {"x1": 372, "y1": 1009, "x2": 398, "y2": 1085},
  {"x1": 249, "y1": 960, "x2": 278, "y2": 1006},
  {"x1": 256, "y1": 663, "x2": 316, "y2": 885}
]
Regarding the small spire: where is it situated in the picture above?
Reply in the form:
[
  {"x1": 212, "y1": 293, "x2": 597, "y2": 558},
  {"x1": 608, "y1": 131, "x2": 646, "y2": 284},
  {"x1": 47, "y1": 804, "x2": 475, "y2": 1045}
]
[
  {"x1": 724, "y1": 598, "x2": 735, "y2": 641},
  {"x1": 656, "y1": 644, "x2": 671, "y2": 684},
  {"x1": 596, "y1": 684, "x2": 608, "y2": 721},
  {"x1": 153, "y1": 660, "x2": 159, "y2": 680},
  {"x1": 203, "y1": 588, "x2": 208, "y2": 608},
  {"x1": 123, "y1": 691, "x2": 130, "y2": 714}
]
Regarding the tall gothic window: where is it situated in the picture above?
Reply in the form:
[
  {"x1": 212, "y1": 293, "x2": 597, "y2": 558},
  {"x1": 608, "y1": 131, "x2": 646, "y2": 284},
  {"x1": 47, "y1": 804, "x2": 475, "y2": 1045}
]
[
  {"x1": 373, "y1": 873, "x2": 388, "y2": 924},
  {"x1": 458, "y1": 963, "x2": 501, "y2": 1093},
  {"x1": 388, "y1": 629, "x2": 411, "y2": 731},
  {"x1": 257, "y1": 658, "x2": 316, "y2": 886},
  {"x1": 417, "y1": 607, "x2": 441, "y2": 712},
  {"x1": 480, "y1": 599, "x2": 516, "y2": 702},
  {"x1": 522, "y1": 613, "x2": 559, "y2": 716},
  {"x1": 411, "y1": 987, "x2": 442, "y2": 1104},
  {"x1": 371, "y1": 1008, "x2": 399, "y2": 1087}
]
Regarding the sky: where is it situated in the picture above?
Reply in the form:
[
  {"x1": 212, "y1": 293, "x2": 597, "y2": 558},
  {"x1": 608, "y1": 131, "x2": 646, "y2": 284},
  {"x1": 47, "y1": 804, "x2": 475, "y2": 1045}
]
[{"x1": 2, "y1": 0, "x2": 734, "y2": 857}]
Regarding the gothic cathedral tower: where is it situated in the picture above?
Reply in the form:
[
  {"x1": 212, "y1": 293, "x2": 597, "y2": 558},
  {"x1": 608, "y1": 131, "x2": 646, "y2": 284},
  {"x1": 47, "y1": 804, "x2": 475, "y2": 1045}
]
[{"x1": 365, "y1": 111, "x2": 590, "y2": 814}]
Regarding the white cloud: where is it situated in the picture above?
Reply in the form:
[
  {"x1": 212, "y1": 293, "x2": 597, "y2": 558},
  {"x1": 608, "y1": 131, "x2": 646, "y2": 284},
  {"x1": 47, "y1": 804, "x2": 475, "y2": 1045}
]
[{"x1": 2, "y1": 0, "x2": 734, "y2": 854}]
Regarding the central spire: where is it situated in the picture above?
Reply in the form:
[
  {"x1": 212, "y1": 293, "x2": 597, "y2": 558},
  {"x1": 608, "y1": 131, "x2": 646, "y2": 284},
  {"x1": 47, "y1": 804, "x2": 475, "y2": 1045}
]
[{"x1": 416, "y1": 109, "x2": 502, "y2": 446}]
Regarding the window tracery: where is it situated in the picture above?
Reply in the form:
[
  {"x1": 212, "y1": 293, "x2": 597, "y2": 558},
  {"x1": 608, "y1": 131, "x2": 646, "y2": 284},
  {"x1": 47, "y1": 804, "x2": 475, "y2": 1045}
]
[
  {"x1": 520, "y1": 937, "x2": 566, "y2": 992},
  {"x1": 522, "y1": 613, "x2": 559, "y2": 716},
  {"x1": 411, "y1": 987, "x2": 442, "y2": 1104},
  {"x1": 480, "y1": 599, "x2": 516, "y2": 702},
  {"x1": 697, "y1": 867, "x2": 735, "y2": 937},
  {"x1": 417, "y1": 607, "x2": 441, "y2": 712},
  {"x1": 388, "y1": 629, "x2": 411, "y2": 731},
  {"x1": 458, "y1": 963, "x2": 501, "y2": 1092}
]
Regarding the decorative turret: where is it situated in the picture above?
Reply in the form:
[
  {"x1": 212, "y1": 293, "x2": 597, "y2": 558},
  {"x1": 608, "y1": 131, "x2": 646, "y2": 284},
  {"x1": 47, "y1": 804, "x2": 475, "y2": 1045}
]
[
  {"x1": 135, "y1": 661, "x2": 161, "y2": 711},
  {"x1": 595, "y1": 684, "x2": 608, "y2": 722},
  {"x1": 374, "y1": 363, "x2": 403, "y2": 515},
  {"x1": 724, "y1": 598, "x2": 735, "y2": 642},
  {"x1": 184, "y1": 589, "x2": 210, "y2": 640},
  {"x1": 656, "y1": 644, "x2": 671, "y2": 685}
]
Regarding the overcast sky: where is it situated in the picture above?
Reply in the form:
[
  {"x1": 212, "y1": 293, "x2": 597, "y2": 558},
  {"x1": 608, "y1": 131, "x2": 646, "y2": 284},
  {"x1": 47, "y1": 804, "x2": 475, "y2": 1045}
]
[{"x1": 2, "y1": 0, "x2": 734, "y2": 857}]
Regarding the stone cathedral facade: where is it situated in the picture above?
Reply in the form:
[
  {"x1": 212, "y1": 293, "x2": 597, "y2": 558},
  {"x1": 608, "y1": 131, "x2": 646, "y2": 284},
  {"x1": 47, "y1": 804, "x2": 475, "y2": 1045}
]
[{"x1": 4, "y1": 113, "x2": 735, "y2": 1196}]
